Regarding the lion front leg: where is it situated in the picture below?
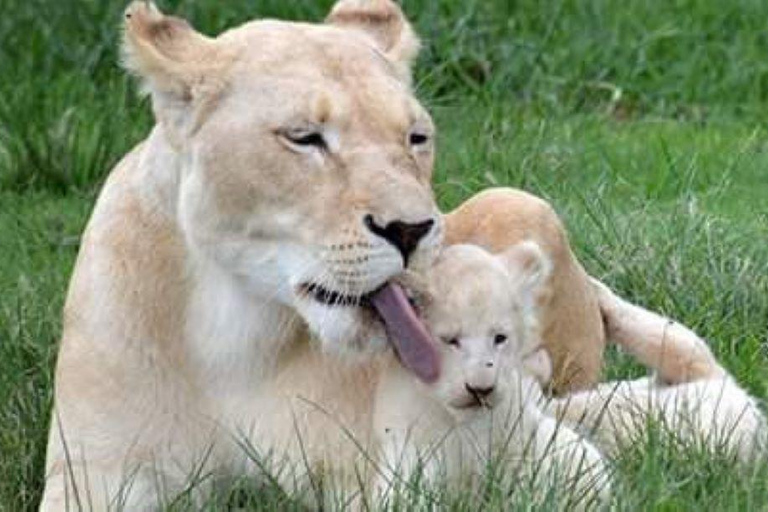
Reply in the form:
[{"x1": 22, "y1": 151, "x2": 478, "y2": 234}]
[
  {"x1": 373, "y1": 427, "x2": 445, "y2": 508},
  {"x1": 40, "y1": 407, "x2": 221, "y2": 511},
  {"x1": 40, "y1": 462, "x2": 166, "y2": 512},
  {"x1": 523, "y1": 409, "x2": 611, "y2": 510}
]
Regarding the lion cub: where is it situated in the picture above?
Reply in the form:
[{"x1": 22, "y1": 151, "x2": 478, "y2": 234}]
[{"x1": 373, "y1": 243, "x2": 609, "y2": 507}]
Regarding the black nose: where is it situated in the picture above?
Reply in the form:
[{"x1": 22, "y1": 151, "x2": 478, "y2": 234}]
[
  {"x1": 364, "y1": 215, "x2": 435, "y2": 267},
  {"x1": 465, "y1": 384, "x2": 495, "y2": 398}
]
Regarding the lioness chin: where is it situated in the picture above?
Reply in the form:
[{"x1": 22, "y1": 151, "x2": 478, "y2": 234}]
[{"x1": 43, "y1": 1, "x2": 444, "y2": 508}]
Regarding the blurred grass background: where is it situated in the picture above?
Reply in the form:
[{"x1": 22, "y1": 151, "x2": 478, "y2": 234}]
[
  {"x1": 1, "y1": 0, "x2": 767, "y2": 509},
  {"x1": 5, "y1": 0, "x2": 768, "y2": 192}
]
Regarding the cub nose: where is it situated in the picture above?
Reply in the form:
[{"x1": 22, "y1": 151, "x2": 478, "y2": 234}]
[
  {"x1": 465, "y1": 383, "x2": 495, "y2": 398},
  {"x1": 364, "y1": 215, "x2": 435, "y2": 267}
]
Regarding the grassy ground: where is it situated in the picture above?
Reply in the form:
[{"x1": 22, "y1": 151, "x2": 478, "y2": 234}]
[{"x1": 1, "y1": 0, "x2": 767, "y2": 510}]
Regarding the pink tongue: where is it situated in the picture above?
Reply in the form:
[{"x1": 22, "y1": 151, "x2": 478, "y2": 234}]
[{"x1": 371, "y1": 282, "x2": 440, "y2": 383}]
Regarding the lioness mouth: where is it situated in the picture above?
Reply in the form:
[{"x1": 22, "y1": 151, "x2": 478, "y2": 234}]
[
  {"x1": 299, "y1": 283, "x2": 370, "y2": 307},
  {"x1": 298, "y1": 280, "x2": 441, "y2": 384}
]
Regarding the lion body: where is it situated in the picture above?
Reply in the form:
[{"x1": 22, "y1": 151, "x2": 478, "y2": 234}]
[
  {"x1": 41, "y1": 3, "x2": 606, "y2": 509},
  {"x1": 42, "y1": 1, "x2": 440, "y2": 507}
]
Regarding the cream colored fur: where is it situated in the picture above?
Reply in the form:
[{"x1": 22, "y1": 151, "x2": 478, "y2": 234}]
[
  {"x1": 373, "y1": 244, "x2": 610, "y2": 508},
  {"x1": 42, "y1": 1, "x2": 441, "y2": 509},
  {"x1": 549, "y1": 279, "x2": 767, "y2": 462}
]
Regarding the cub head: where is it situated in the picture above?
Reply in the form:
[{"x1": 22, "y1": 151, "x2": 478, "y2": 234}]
[
  {"x1": 122, "y1": 1, "x2": 442, "y2": 354},
  {"x1": 418, "y1": 242, "x2": 552, "y2": 418}
]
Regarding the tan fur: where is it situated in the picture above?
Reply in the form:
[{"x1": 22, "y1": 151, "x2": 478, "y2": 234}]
[
  {"x1": 444, "y1": 188, "x2": 606, "y2": 393},
  {"x1": 591, "y1": 278, "x2": 724, "y2": 383},
  {"x1": 42, "y1": 2, "x2": 440, "y2": 509}
]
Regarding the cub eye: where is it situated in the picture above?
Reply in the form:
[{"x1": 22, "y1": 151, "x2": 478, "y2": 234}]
[
  {"x1": 443, "y1": 337, "x2": 460, "y2": 347},
  {"x1": 408, "y1": 132, "x2": 430, "y2": 147},
  {"x1": 494, "y1": 334, "x2": 508, "y2": 345}
]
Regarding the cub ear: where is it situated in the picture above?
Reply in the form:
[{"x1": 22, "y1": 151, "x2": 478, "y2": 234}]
[
  {"x1": 498, "y1": 241, "x2": 553, "y2": 307},
  {"x1": 122, "y1": 2, "x2": 232, "y2": 138},
  {"x1": 326, "y1": 0, "x2": 420, "y2": 83}
]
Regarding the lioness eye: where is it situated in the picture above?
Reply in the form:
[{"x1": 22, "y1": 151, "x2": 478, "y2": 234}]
[
  {"x1": 409, "y1": 132, "x2": 429, "y2": 146},
  {"x1": 494, "y1": 334, "x2": 507, "y2": 345},
  {"x1": 286, "y1": 131, "x2": 327, "y2": 149}
]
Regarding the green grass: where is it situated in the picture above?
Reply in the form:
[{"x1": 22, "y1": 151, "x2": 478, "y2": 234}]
[{"x1": 1, "y1": 0, "x2": 767, "y2": 510}]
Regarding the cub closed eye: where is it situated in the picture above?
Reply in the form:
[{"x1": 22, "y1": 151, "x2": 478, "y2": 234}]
[
  {"x1": 494, "y1": 334, "x2": 508, "y2": 345},
  {"x1": 443, "y1": 337, "x2": 460, "y2": 347}
]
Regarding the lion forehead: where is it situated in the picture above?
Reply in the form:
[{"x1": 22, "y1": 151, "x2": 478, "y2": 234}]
[{"x1": 426, "y1": 248, "x2": 517, "y2": 335}]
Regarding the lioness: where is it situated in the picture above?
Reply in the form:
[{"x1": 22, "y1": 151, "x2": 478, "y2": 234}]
[
  {"x1": 41, "y1": 1, "x2": 607, "y2": 509},
  {"x1": 42, "y1": 1, "x2": 443, "y2": 508},
  {"x1": 374, "y1": 243, "x2": 609, "y2": 508}
]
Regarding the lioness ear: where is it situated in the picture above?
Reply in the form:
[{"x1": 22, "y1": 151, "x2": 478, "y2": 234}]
[
  {"x1": 122, "y1": 2, "x2": 232, "y2": 139},
  {"x1": 498, "y1": 241, "x2": 553, "y2": 310},
  {"x1": 326, "y1": 0, "x2": 420, "y2": 83}
]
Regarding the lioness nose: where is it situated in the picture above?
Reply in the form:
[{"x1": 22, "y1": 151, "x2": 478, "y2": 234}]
[
  {"x1": 465, "y1": 383, "x2": 495, "y2": 398},
  {"x1": 364, "y1": 215, "x2": 435, "y2": 266}
]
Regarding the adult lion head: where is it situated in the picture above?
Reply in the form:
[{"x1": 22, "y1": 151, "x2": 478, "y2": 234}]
[{"x1": 122, "y1": 0, "x2": 442, "y2": 355}]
